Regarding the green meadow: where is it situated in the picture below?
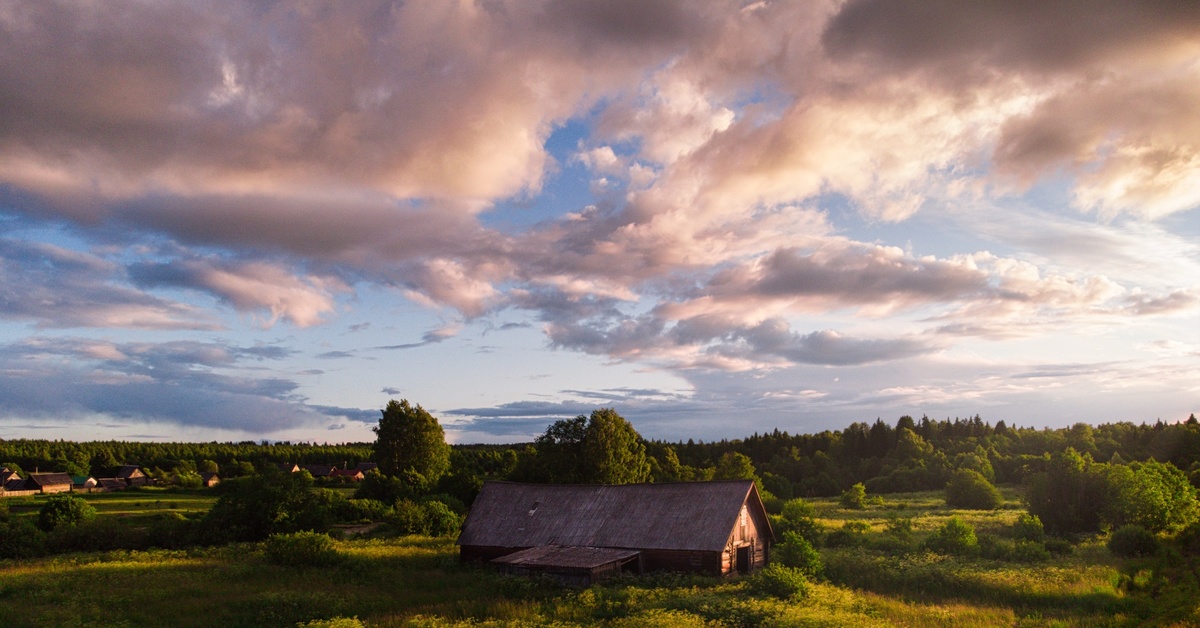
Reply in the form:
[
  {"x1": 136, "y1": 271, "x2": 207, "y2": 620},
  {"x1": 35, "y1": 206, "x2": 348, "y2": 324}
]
[{"x1": 2, "y1": 488, "x2": 1196, "y2": 627}]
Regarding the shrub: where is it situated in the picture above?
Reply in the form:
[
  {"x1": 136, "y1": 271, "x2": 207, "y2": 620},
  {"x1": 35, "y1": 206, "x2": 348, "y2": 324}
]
[
  {"x1": 1107, "y1": 524, "x2": 1159, "y2": 558},
  {"x1": 778, "y1": 498, "x2": 823, "y2": 544},
  {"x1": 1011, "y1": 539, "x2": 1051, "y2": 562},
  {"x1": 421, "y1": 499, "x2": 463, "y2": 536},
  {"x1": 1044, "y1": 538, "x2": 1074, "y2": 556},
  {"x1": 923, "y1": 517, "x2": 978, "y2": 556},
  {"x1": 202, "y1": 473, "x2": 334, "y2": 543},
  {"x1": 773, "y1": 531, "x2": 823, "y2": 578},
  {"x1": 945, "y1": 469, "x2": 1002, "y2": 510},
  {"x1": 336, "y1": 498, "x2": 390, "y2": 523},
  {"x1": 748, "y1": 564, "x2": 809, "y2": 600},
  {"x1": 37, "y1": 495, "x2": 96, "y2": 532},
  {"x1": 840, "y1": 483, "x2": 867, "y2": 509},
  {"x1": 390, "y1": 499, "x2": 428, "y2": 535},
  {"x1": 1012, "y1": 513, "x2": 1045, "y2": 542},
  {"x1": 977, "y1": 534, "x2": 1012, "y2": 560},
  {"x1": 0, "y1": 518, "x2": 47, "y2": 559},
  {"x1": 825, "y1": 520, "x2": 870, "y2": 548},
  {"x1": 264, "y1": 531, "x2": 341, "y2": 567}
]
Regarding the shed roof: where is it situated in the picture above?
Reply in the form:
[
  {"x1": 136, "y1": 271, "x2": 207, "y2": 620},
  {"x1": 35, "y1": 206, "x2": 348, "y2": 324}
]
[
  {"x1": 458, "y1": 480, "x2": 769, "y2": 553},
  {"x1": 492, "y1": 545, "x2": 640, "y2": 569}
]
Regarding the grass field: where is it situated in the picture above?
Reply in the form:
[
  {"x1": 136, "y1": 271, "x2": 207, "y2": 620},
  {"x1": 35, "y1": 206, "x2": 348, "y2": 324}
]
[
  {"x1": 0, "y1": 487, "x2": 1195, "y2": 627},
  {"x1": 4, "y1": 488, "x2": 217, "y2": 526}
]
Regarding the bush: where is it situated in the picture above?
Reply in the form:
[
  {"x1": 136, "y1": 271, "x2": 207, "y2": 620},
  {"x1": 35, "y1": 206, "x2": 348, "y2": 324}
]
[
  {"x1": 778, "y1": 498, "x2": 823, "y2": 544},
  {"x1": 421, "y1": 499, "x2": 463, "y2": 536},
  {"x1": 202, "y1": 473, "x2": 334, "y2": 543},
  {"x1": 0, "y1": 518, "x2": 47, "y2": 559},
  {"x1": 872, "y1": 516, "x2": 918, "y2": 554},
  {"x1": 923, "y1": 517, "x2": 978, "y2": 556},
  {"x1": 1044, "y1": 538, "x2": 1074, "y2": 556},
  {"x1": 1011, "y1": 539, "x2": 1051, "y2": 562},
  {"x1": 840, "y1": 483, "x2": 867, "y2": 509},
  {"x1": 945, "y1": 469, "x2": 1002, "y2": 510},
  {"x1": 336, "y1": 498, "x2": 391, "y2": 523},
  {"x1": 37, "y1": 495, "x2": 96, "y2": 532},
  {"x1": 1107, "y1": 524, "x2": 1159, "y2": 558},
  {"x1": 264, "y1": 531, "x2": 341, "y2": 567},
  {"x1": 1012, "y1": 513, "x2": 1045, "y2": 542},
  {"x1": 748, "y1": 564, "x2": 809, "y2": 600},
  {"x1": 389, "y1": 499, "x2": 429, "y2": 535},
  {"x1": 773, "y1": 531, "x2": 823, "y2": 578},
  {"x1": 825, "y1": 520, "x2": 870, "y2": 548}
]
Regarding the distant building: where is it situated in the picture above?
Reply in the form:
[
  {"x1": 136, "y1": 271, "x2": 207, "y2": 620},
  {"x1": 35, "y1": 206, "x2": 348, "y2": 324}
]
[
  {"x1": 200, "y1": 472, "x2": 221, "y2": 488},
  {"x1": 458, "y1": 480, "x2": 774, "y2": 584},
  {"x1": 354, "y1": 462, "x2": 379, "y2": 473},
  {"x1": 27, "y1": 473, "x2": 74, "y2": 494},
  {"x1": 116, "y1": 465, "x2": 148, "y2": 487},
  {"x1": 97, "y1": 478, "x2": 127, "y2": 491},
  {"x1": 331, "y1": 469, "x2": 365, "y2": 482},
  {"x1": 72, "y1": 476, "x2": 99, "y2": 490},
  {"x1": 277, "y1": 463, "x2": 301, "y2": 474},
  {"x1": 303, "y1": 464, "x2": 337, "y2": 478}
]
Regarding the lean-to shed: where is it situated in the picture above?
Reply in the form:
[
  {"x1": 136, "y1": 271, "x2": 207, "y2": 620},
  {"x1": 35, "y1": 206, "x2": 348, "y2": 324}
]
[{"x1": 457, "y1": 480, "x2": 773, "y2": 578}]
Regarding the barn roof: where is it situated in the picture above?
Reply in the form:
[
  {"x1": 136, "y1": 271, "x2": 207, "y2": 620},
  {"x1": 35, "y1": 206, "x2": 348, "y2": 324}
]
[
  {"x1": 457, "y1": 480, "x2": 770, "y2": 553},
  {"x1": 492, "y1": 545, "x2": 640, "y2": 570},
  {"x1": 28, "y1": 472, "x2": 73, "y2": 487}
]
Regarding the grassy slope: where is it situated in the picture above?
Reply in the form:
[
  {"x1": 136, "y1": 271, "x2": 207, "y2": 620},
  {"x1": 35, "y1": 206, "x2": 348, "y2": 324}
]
[{"x1": 1, "y1": 488, "x2": 1195, "y2": 627}]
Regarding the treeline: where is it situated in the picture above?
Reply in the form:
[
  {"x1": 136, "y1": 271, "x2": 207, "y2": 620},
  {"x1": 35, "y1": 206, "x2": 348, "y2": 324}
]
[
  {"x1": 0, "y1": 439, "x2": 373, "y2": 481},
  {"x1": 2, "y1": 414, "x2": 1198, "y2": 501}
]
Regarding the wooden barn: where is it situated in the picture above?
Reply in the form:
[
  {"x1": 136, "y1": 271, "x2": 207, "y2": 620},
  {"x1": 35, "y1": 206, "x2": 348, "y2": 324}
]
[
  {"x1": 457, "y1": 480, "x2": 773, "y2": 583},
  {"x1": 27, "y1": 473, "x2": 74, "y2": 494}
]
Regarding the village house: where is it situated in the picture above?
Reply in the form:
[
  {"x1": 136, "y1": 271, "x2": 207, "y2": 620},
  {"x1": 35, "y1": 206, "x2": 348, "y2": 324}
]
[
  {"x1": 457, "y1": 480, "x2": 774, "y2": 585},
  {"x1": 117, "y1": 465, "x2": 148, "y2": 487},
  {"x1": 200, "y1": 472, "x2": 221, "y2": 487},
  {"x1": 278, "y1": 463, "x2": 301, "y2": 474},
  {"x1": 354, "y1": 462, "x2": 378, "y2": 474},
  {"x1": 72, "y1": 476, "x2": 99, "y2": 490},
  {"x1": 97, "y1": 477, "x2": 127, "y2": 491},
  {"x1": 331, "y1": 468, "x2": 365, "y2": 482},
  {"x1": 27, "y1": 472, "x2": 74, "y2": 494},
  {"x1": 304, "y1": 464, "x2": 337, "y2": 479}
]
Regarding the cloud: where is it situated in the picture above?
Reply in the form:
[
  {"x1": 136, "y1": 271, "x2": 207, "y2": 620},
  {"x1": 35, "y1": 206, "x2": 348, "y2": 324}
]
[
  {"x1": 130, "y1": 256, "x2": 346, "y2": 327},
  {"x1": 0, "y1": 337, "x2": 336, "y2": 432},
  {"x1": 0, "y1": 238, "x2": 217, "y2": 330}
]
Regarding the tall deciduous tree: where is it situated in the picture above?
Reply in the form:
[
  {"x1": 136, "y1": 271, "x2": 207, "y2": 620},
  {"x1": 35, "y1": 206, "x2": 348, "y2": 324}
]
[
  {"x1": 373, "y1": 399, "x2": 450, "y2": 488},
  {"x1": 581, "y1": 408, "x2": 650, "y2": 485}
]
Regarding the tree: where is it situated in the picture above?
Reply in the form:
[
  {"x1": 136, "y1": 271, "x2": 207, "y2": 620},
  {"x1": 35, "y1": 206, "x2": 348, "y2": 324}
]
[
  {"x1": 530, "y1": 415, "x2": 589, "y2": 483},
  {"x1": 581, "y1": 408, "x2": 650, "y2": 484},
  {"x1": 373, "y1": 399, "x2": 450, "y2": 488},
  {"x1": 1025, "y1": 448, "x2": 1109, "y2": 535},
  {"x1": 840, "y1": 482, "x2": 867, "y2": 509},
  {"x1": 945, "y1": 468, "x2": 1002, "y2": 510},
  {"x1": 202, "y1": 472, "x2": 333, "y2": 543},
  {"x1": 1106, "y1": 459, "x2": 1199, "y2": 533}
]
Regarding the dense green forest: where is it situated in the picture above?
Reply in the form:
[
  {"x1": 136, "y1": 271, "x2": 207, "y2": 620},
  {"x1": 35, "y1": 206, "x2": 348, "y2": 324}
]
[{"x1": 3, "y1": 411, "x2": 1198, "y2": 501}]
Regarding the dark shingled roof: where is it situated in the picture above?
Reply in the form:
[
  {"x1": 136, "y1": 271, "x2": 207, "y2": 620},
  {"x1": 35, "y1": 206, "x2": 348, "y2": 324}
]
[
  {"x1": 457, "y1": 480, "x2": 769, "y2": 552},
  {"x1": 492, "y1": 545, "x2": 640, "y2": 569},
  {"x1": 28, "y1": 472, "x2": 73, "y2": 487}
]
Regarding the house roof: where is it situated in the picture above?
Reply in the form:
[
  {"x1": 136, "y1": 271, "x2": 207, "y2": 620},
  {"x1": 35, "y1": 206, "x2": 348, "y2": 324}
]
[
  {"x1": 28, "y1": 472, "x2": 73, "y2": 487},
  {"x1": 71, "y1": 476, "x2": 95, "y2": 485},
  {"x1": 116, "y1": 465, "x2": 144, "y2": 478},
  {"x1": 3, "y1": 478, "x2": 27, "y2": 491},
  {"x1": 492, "y1": 545, "x2": 640, "y2": 569},
  {"x1": 98, "y1": 478, "x2": 127, "y2": 489},
  {"x1": 457, "y1": 480, "x2": 771, "y2": 553}
]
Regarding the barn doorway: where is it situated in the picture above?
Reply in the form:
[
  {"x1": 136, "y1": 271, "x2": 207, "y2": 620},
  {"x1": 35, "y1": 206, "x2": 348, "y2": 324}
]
[{"x1": 736, "y1": 545, "x2": 751, "y2": 574}]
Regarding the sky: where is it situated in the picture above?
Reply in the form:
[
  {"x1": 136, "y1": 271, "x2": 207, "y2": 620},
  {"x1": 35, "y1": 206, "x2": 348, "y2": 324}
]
[{"x1": 0, "y1": 0, "x2": 1197, "y2": 445}]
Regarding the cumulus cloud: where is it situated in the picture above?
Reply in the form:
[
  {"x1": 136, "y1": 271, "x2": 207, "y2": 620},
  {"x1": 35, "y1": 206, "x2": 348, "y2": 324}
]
[{"x1": 0, "y1": 1, "x2": 1196, "y2": 437}]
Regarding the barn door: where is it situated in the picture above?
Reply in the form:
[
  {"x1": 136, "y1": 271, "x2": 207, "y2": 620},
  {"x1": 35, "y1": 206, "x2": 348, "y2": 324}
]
[{"x1": 736, "y1": 545, "x2": 751, "y2": 574}]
